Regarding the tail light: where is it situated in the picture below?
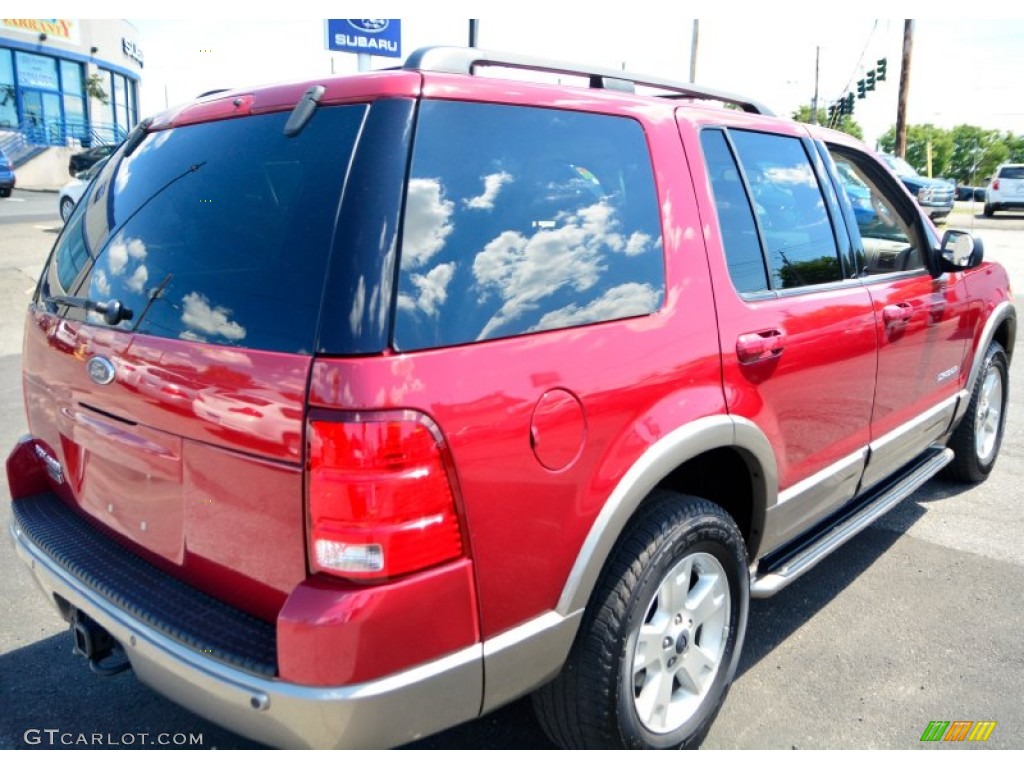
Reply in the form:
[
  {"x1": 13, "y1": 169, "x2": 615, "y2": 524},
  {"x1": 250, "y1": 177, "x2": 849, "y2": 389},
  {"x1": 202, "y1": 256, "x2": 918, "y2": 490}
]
[
  {"x1": 992, "y1": 179, "x2": 1000, "y2": 191},
  {"x1": 307, "y1": 410, "x2": 464, "y2": 580}
]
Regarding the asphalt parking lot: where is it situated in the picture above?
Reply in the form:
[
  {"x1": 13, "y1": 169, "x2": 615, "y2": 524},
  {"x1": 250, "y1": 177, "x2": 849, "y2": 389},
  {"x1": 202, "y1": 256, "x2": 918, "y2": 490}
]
[{"x1": 1, "y1": 194, "x2": 1022, "y2": 749}]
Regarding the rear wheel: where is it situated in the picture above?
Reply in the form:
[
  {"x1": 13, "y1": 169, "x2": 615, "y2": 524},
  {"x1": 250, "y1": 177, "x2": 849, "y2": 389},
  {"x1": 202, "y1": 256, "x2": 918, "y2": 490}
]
[
  {"x1": 533, "y1": 492, "x2": 748, "y2": 749},
  {"x1": 0, "y1": 188, "x2": 11, "y2": 198},
  {"x1": 944, "y1": 342, "x2": 1009, "y2": 483},
  {"x1": 983, "y1": 203, "x2": 996, "y2": 217}
]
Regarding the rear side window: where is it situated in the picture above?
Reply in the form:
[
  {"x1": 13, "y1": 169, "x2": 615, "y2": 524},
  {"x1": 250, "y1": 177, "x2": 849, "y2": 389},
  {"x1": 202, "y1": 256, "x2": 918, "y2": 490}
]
[
  {"x1": 998, "y1": 165, "x2": 1024, "y2": 180},
  {"x1": 700, "y1": 129, "x2": 769, "y2": 293},
  {"x1": 728, "y1": 130, "x2": 841, "y2": 289},
  {"x1": 41, "y1": 106, "x2": 366, "y2": 354},
  {"x1": 394, "y1": 101, "x2": 664, "y2": 350}
]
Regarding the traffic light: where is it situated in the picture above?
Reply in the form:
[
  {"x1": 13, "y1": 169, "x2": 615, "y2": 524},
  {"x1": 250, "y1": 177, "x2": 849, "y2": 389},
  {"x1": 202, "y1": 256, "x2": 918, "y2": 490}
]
[
  {"x1": 857, "y1": 79, "x2": 866, "y2": 99},
  {"x1": 845, "y1": 93, "x2": 855, "y2": 115},
  {"x1": 828, "y1": 103, "x2": 839, "y2": 123},
  {"x1": 876, "y1": 57, "x2": 887, "y2": 81},
  {"x1": 866, "y1": 70, "x2": 876, "y2": 91}
]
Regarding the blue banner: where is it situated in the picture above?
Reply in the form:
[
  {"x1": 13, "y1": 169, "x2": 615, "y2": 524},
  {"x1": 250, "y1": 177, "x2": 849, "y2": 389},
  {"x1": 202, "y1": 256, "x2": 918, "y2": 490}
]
[{"x1": 325, "y1": 19, "x2": 401, "y2": 58}]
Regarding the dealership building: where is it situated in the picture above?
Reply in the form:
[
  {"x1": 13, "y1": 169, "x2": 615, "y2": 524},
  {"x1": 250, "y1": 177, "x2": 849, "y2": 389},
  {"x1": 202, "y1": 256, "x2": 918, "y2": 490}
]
[{"x1": 1, "y1": 18, "x2": 142, "y2": 148}]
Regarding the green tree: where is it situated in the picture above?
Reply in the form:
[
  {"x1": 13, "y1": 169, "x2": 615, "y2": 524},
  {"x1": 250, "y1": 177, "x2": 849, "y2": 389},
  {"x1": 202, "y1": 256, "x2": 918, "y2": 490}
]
[
  {"x1": 86, "y1": 73, "x2": 108, "y2": 105},
  {"x1": 878, "y1": 124, "x2": 953, "y2": 177},
  {"x1": 947, "y1": 125, "x2": 1006, "y2": 184},
  {"x1": 791, "y1": 105, "x2": 863, "y2": 140}
]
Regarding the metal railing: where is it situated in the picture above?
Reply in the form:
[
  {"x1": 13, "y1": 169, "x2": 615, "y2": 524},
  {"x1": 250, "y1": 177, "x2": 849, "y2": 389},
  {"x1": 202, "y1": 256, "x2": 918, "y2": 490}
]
[{"x1": 0, "y1": 119, "x2": 127, "y2": 166}]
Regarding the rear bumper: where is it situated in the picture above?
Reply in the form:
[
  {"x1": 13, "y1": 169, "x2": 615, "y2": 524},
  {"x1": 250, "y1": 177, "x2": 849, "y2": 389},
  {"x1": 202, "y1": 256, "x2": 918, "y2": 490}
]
[{"x1": 10, "y1": 500, "x2": 483, "y2": 748}]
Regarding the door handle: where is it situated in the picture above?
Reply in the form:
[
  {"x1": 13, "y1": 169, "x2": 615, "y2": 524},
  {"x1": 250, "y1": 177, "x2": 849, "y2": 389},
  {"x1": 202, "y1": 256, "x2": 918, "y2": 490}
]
[
  {"x1": 736, "y1": 329, "x2": 785, "y2": 363},
  {"x1": 882, "y1": 302, "x2": 913, "y2": 326}
]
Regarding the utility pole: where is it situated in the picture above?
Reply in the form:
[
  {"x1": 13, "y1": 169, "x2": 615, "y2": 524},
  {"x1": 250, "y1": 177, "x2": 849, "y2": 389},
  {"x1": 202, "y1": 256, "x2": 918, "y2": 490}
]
[
  {"x1": 895, "y1": 19, "x2": 914, "y2": 158},
  {"x1": 689, "y1": 20, "x2": 699, "y2": 83},
  {"x1": 810, "y1": 46, "x2": 820, "y2": 124},
  {"x1": 469, "y1": 20, "x2": 479, "y2": 47}
]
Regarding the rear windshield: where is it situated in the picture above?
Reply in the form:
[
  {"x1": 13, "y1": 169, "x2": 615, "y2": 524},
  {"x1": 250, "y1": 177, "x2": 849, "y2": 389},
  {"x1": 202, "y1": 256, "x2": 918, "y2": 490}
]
[
  {"x1": 39, "y1": 105, "x2": 366, "y2": 354},
  {"x1": 998, "y1": 165, "x2": 1024, "y2": 180}
]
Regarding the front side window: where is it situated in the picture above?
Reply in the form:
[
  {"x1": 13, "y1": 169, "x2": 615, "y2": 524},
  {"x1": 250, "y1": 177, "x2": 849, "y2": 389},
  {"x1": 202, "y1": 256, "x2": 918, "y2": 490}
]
[
  {"x1": 830, "y1": 147, "x2": 923, "y2": 274},
  {"x1": 394, "y1": 101, "x2": 665, "y2": 350}
]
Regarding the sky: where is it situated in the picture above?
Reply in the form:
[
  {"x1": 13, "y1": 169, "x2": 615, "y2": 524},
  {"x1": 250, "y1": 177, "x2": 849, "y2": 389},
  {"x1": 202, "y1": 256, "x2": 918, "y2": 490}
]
[{"x1": 22, "y1": 4, "x2": 1024, "y2": 148}]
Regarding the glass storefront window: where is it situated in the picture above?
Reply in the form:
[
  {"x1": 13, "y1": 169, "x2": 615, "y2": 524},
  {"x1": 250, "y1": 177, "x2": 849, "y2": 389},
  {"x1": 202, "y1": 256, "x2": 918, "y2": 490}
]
[
  {"x1": 0, "y1": 49, "x2": 15, "y2": 128},
  {"x1": 15, "y1": 51, "x2": 59, "y2": 89},
  {"x1": 60, "y1": 60, "x2": 83, "y2": 95}
]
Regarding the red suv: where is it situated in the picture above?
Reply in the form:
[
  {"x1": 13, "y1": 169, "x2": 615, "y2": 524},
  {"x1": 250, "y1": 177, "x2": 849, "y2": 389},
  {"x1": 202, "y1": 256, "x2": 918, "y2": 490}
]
[{"x1": 7, "y1": 47, "x2": 1015, "y2": 749}]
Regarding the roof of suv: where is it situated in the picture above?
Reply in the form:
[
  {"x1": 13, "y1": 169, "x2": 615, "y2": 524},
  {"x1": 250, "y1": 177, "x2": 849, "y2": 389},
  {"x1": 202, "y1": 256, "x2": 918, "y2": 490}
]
[{"x1": 149, "y1": 46, "x2": 776, "y2": 133}]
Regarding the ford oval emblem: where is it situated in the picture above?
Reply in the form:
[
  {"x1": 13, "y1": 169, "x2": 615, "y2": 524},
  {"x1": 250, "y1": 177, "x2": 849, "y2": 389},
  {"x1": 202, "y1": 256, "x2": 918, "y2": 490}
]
[
  {"x1": 87, "y1": 356, "x2": 116, "y2": 386},
  {"x1": 347, "y1": 19, "x2": 389, "y2": 34}
]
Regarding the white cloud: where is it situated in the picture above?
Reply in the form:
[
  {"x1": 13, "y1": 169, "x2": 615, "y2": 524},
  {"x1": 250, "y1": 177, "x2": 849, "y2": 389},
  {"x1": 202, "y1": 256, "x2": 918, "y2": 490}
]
[
  {"x1": 126, "y1": 265, "x2": 148, "y2": 294},
  {"x1": 91, "y1": 269, "x2": 111, "y2": 297},
  {"x1": 108, "y1": 239, "x2": 129, "y2": 276},
  {"x1": 180, "y1": 292, "x2": 246, "y2": 342},
  {"x1": 463, "y1": 171, "x2": 513, "y2": 211},
  {"x1": 625, "y1": 232, "x2": 653, "y2": 256},
  {"x1": 106, "y1": 235, "x2": 147, "y2": 276},
  {"x1": 409, "y1": 262, "x2": 455, "y2": 317},
  {"x1": 402, "y1": 178, "x2": 454, "y2": 267},
  {"x1": 531, "y1": 282, "x2": 662, "y2": 332},
  {"x1": 472, "y1": 201, "x2": 654, "y2": 339}
]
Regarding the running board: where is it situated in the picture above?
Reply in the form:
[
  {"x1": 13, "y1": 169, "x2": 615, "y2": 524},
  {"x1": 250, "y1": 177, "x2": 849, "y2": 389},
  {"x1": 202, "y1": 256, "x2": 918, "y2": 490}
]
[{"x1": 751, "y1": 447, "x2": 953, "y2": 598}]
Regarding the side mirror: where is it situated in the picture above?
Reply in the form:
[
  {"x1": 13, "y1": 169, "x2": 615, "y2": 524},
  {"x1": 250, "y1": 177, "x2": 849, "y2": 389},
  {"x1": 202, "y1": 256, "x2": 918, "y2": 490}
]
[{"x1": 938, "y1": 230, "x2": 983, "y2": 272}]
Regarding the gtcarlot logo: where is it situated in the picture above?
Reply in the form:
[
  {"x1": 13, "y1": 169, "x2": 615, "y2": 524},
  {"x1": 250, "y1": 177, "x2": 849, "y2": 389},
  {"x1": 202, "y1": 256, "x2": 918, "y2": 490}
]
[{"x1": 24, "y1": 729, "x2": 204, "y2": 747}]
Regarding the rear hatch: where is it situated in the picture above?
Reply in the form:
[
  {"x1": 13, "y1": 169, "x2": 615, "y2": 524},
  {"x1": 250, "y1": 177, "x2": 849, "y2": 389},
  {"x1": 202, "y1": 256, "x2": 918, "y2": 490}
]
[{"x1": 21, "y1": 93, "x2": 391, "y2": 621}]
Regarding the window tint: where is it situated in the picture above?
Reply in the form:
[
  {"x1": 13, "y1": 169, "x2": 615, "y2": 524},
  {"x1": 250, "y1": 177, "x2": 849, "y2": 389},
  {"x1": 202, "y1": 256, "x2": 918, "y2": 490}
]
[
  {"x1": 700, "y1": 129, "x2": 769, "y2": 293},
  {"x1": 729, "y1": 131, "x2": 841, "y2": 289},
  {"x1": 394, "y1": 101, "x2": 664, "y2": 350},
  {"x1": 829, "y1": 147, "x2": 922, "y2": 274},
  {"x1": 42, "y1": 106, "x2": 366, "y2": 354},
  {"x1": 998, "y1": 165, "x2": 1024, "y2": 180}
]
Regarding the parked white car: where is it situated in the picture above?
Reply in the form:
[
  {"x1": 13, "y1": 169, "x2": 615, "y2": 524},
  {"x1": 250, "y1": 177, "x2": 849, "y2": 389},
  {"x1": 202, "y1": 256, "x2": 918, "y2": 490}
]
[
  {"x1": 985, "y1": 163, "x2": 1024, "y2": 217},
  {"x1": 58, "y1": 157, "x2": 108, "y2": 222}
]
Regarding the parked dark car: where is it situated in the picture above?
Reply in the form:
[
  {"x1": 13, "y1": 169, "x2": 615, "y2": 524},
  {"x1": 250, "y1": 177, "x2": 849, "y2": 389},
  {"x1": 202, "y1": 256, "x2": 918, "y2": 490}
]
[
  {"x1": 68, "y1": 144, "x2": 116, "y2": 176},
  {"x1": 956, "y1": 183, "x2": 986, "y2": 202},
  {"x1": 0, "y1": 148, "x2": 15, "y2": 198},
  {"x1": 880, "y1": 154, "x2": 955, "y2": 221}
]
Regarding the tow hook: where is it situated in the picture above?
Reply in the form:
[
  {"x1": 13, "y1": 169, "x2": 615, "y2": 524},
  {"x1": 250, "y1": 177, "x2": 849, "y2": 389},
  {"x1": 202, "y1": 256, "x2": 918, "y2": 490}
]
[{"x1": 69, "y1": 608, "x2": 130, "y2": 677}]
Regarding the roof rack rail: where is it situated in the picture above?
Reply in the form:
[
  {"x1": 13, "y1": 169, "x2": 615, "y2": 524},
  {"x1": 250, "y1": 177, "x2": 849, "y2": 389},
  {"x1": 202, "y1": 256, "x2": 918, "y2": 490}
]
[{"x1": 402, "y1": 46, "x2": 773, "y2": 116}]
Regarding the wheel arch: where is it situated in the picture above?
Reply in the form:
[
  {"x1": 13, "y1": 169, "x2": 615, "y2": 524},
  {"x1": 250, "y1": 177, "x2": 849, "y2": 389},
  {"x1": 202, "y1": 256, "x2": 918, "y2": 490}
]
[
  {"x1": 954, "y1": 300, "x2": 1016, "y2": 428},
  {"x1": 555, "y1": 414, "x2": 776, "y2": 617}
]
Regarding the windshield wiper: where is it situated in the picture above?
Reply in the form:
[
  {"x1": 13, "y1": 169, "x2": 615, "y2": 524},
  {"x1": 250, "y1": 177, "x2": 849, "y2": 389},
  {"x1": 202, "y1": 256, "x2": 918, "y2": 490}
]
[{"x1": 46, "y1": 294, "x2": 133, "y2": 325}]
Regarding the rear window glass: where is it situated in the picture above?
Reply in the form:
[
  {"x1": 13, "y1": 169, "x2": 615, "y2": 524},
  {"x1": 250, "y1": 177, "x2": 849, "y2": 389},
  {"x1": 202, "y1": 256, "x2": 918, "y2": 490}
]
[
  {"x1": 393, "y1": 101, "x2": 664, "y2": 351},
  {"x1": 998, "y1": 166, "x2": 1024, "y2": 180},
  {"x1": 41, "y1": 106, "x2": 366, "y2": 354}
]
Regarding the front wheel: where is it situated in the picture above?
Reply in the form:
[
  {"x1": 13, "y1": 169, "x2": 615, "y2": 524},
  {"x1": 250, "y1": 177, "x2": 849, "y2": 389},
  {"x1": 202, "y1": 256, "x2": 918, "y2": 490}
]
[
  {"x1": 533, "y1": 492, "x2": 749, "y2": 749},
  {"x1": 944, "y1": 342, "x2": 1009, "y2": 483},
  {"x1": 59, "y1": 196, "x2": 75, "y2": 221}
]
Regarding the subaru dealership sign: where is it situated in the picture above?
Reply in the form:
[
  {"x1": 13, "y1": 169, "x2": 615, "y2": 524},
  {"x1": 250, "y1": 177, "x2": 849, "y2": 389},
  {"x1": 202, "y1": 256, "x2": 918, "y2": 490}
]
[{"x1": 325, "y1": 19, "x2": 401, "y2": 58}]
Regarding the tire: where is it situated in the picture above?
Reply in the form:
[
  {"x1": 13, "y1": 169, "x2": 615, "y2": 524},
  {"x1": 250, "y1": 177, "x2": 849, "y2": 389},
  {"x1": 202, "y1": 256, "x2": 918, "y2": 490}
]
[
  {"x1": 983, "y1": 203, "x2": 995, "y2": 217},
  {"x1": 0, "y1": 188, "x2": 11, "y2": 198},
  {"x1": 533, "y1": 491, "x2": 748, "y2": 749},
  {"x1": 59, "y1": 196, "x2": 75, "y2": 222},
  {"x1": 944, "y1": 342, "x2": 1009, "y2": 483}
]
